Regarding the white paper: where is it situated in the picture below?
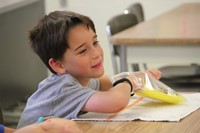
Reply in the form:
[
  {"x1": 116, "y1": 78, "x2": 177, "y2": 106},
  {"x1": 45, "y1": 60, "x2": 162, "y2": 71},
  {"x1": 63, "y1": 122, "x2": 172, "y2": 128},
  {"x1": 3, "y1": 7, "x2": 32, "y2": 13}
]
[{"x1": 75, "y1": 93, "x2": 200, "y2": 122}]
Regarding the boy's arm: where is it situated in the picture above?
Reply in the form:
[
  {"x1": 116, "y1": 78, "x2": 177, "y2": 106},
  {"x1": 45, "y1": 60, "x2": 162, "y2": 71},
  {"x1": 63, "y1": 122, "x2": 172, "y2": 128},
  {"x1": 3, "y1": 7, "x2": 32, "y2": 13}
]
[
  {"x1": 82, "y1": 69, "x2": 161, "y2": 113},
  {"x1": 82, "y1": 81, "x2": 131, "y2": 113}
]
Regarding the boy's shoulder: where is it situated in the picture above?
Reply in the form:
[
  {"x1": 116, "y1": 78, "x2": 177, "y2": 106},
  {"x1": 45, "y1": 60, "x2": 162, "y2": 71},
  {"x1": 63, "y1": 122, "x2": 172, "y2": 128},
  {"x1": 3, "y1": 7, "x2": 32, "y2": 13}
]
[
  {"x1": 41, "y1": 74, "x2": 74, "y2": 84},
  {"x1": 37, "y1": 74, "x2": 76, "y2": 89},
  {"x1": 38, "y1": 74, "x2": 99, "y2": 90}
]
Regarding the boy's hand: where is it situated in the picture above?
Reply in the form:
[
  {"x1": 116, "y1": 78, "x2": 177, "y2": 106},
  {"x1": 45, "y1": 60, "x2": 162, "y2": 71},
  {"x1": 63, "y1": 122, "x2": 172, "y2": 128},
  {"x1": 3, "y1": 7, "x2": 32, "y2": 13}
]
[
  {"x1": 126, "y1": 69, "x2": 162, "y2": 92},
  {"x1": 40, "y1": 118, "x2": 82, "y2": 133},
  {"x1": 145, "y1": 68, "x2": 162, "y2": 80}
]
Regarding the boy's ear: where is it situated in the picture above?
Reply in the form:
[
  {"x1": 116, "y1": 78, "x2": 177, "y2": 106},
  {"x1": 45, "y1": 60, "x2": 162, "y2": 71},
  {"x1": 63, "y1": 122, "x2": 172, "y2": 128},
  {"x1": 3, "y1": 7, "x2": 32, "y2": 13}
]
[{"x1": 49, "y1": 58, "x2": 66, "y2": 74}]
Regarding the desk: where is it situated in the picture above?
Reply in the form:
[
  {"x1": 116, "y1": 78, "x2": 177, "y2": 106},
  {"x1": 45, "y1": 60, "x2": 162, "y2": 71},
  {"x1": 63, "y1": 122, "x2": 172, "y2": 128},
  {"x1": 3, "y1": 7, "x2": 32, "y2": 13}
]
[
  {"x1": 76, "y1": 108, "x2": 200, "y2": 133},
  {"x1": 112, "y1": 3, "x2": 200, "y2": 72}
]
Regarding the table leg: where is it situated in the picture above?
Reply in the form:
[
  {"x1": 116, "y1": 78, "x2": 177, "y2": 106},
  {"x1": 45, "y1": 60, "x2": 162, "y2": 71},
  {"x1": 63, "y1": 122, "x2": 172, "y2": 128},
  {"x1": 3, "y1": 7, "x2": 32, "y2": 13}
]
[{"x1": 119, "y1": 45, "x2": 128, "y2": 72}]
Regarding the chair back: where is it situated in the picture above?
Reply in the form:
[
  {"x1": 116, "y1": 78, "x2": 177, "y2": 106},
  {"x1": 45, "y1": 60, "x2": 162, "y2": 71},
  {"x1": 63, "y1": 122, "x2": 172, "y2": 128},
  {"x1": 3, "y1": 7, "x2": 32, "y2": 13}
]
[
  {"x1": 106, "y1": 13, "x2": 138, "y2": 74},
  {"x1": 124, "y1": 3, "x2": 144, "y2": 22}
]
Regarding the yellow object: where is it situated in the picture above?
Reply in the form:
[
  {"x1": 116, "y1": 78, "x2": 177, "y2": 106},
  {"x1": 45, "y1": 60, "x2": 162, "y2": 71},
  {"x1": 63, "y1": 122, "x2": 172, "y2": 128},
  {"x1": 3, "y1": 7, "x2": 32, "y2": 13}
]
[{"x1": 136, "y1": 89, "x2": 185, "y2": 104}]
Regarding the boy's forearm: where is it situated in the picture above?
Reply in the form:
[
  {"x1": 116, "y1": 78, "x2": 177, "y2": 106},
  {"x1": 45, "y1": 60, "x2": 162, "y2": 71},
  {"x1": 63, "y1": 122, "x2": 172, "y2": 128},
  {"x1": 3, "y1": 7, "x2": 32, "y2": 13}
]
[{"x1": 82, "y1": 82, "x2": 131, "y2": 113}]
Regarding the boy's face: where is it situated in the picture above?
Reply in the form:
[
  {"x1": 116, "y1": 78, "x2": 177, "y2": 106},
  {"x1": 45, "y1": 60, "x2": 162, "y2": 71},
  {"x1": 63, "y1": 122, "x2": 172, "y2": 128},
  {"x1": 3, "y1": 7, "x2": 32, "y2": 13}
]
[{"x1": 61, "y1": 24, "x2": 104, "y2": 81}]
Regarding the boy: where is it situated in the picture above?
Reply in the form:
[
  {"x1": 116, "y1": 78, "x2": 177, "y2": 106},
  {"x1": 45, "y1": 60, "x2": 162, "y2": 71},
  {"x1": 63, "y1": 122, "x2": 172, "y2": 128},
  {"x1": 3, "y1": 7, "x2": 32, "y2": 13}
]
[{"x1": 17, "y1": 11, "x2": 161, "y2": 128}]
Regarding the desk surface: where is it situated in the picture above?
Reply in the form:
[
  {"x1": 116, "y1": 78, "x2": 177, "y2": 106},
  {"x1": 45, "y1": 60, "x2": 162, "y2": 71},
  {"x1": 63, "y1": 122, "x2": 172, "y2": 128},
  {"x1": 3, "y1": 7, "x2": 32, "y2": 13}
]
[
  {"x1": 112, "y1": 3, "x2": 200, "y2": 46},
  {"x1": 76, "y1": 108, "x2": 200, "y2": 133}
]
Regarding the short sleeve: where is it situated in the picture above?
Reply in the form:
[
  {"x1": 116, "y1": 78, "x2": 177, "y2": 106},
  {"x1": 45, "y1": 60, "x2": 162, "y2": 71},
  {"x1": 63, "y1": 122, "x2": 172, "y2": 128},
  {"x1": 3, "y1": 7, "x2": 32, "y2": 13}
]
[{"x1": 52, "y1": 76, "x2": 98, "y2": 119}]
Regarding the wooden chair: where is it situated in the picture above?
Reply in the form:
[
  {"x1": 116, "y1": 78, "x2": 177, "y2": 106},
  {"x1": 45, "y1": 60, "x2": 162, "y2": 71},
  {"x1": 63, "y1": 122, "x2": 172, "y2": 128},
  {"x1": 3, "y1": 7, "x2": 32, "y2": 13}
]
[{"x1": 106, "y1": 13, "x2": 138, "y2": 74}]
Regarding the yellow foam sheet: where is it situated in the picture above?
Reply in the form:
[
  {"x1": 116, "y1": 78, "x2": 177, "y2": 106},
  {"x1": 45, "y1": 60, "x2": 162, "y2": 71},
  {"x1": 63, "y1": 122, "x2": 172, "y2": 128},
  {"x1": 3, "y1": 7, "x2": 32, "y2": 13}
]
[{"x1": 136, "y1": 89, "x2": 185, "y2": 104}]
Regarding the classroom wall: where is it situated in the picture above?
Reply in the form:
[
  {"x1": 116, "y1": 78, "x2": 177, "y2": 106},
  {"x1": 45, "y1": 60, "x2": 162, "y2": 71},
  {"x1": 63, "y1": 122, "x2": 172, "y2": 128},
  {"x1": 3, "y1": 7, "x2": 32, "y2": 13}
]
[
  {"x1": 0, "y1": 0, "x2": 47, "y2": 108},
  {"x1": 45, "y1": 0, "x2": 200, "y2": 75}
]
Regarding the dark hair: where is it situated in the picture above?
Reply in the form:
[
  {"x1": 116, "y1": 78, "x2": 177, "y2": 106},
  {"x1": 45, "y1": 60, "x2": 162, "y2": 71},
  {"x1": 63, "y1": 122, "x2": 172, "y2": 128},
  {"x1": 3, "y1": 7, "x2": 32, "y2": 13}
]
[{"x1": 29, "y1": 11, "x2": 96, "y2": 74}]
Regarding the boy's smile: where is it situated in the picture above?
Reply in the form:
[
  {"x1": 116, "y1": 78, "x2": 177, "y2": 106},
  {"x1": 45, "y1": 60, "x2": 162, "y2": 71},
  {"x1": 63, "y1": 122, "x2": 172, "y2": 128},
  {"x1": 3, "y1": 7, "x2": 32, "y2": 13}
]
[
  {"x1": 60, "y1": 24, "x2": 104, "y2": 85},
  {"x1": 91, "y1": 61, "x2": 102, "y2": 69}
]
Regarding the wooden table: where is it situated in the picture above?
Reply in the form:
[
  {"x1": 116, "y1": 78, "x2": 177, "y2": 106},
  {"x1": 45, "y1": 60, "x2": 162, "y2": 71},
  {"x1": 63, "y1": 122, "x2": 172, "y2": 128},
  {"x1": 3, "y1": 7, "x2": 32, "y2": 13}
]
[
  {"x1": 76, "y1": 108, "x2": 200, "y2": 133},
  {"x1": 112, "y1": 3, "x2": 200, "y2": 72}
]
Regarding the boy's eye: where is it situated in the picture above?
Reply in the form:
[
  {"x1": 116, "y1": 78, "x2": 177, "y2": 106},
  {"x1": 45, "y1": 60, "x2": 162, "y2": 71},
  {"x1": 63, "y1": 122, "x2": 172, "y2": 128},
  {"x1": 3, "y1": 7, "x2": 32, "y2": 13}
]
[
  {"x1": 93, "y1": 41, "x2": 99, "y2": 46},
  {"x1": 79, "y1": 49, "x2": 87, "y2": 54}
]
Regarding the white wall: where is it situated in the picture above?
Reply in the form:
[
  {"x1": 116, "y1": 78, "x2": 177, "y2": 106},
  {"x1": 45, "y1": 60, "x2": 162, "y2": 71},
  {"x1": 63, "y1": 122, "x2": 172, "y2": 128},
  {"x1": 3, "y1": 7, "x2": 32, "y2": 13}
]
[{"x1": 44, "y1": 0, "x2": 200, "y2": 75}]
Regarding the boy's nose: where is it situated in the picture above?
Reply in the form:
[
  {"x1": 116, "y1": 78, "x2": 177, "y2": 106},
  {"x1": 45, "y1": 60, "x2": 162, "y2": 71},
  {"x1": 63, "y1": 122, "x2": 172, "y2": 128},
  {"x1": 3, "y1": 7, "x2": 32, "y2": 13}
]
[
  {"x1": 92, "y1": 54, "x2": 99, "y2": 59},
  {"x1": 91, "y1": 51, "x2": 100, "y2": 59}
]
